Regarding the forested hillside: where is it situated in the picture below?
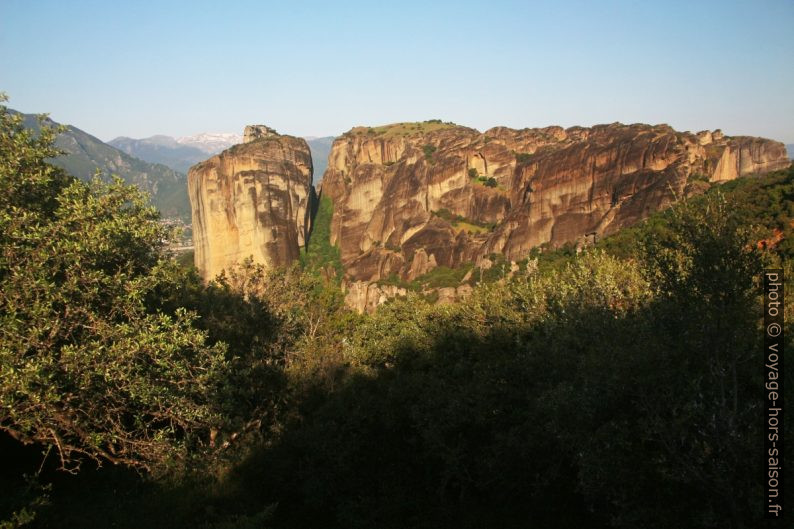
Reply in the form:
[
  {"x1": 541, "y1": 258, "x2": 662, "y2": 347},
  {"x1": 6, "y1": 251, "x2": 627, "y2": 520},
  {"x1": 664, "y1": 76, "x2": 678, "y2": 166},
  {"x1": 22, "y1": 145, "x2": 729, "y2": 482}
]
[
  {"x1": 1, "y1": 102, "x2": 793, "y2": 529},
  {"x1": 108, "y1": 135, "x2": 209, "y2": 174},
  {"x1": 15, "y1": 110, "x2": 191, "y2": 220}
]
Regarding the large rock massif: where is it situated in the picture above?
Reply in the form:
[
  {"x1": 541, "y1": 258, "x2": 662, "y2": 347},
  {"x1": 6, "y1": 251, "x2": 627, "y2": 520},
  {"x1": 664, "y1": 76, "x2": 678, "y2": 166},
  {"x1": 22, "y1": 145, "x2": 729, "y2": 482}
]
[
  {"x1": 188, "y1": 125, "x2": 313, "y2": 282},
  {"x1": 319, "y1": 121, "x2": 789, "y2": 311},
  {"x1": 187, "y1": 120, "x2": 788, "y2": 311}
]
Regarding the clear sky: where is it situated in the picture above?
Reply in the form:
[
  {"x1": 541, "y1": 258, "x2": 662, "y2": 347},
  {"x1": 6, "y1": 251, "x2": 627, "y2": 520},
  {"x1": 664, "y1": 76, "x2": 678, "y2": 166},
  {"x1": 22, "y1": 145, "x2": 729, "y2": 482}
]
[{"x1": 2, "y1": 0, "x2": 792, "y2": 143}]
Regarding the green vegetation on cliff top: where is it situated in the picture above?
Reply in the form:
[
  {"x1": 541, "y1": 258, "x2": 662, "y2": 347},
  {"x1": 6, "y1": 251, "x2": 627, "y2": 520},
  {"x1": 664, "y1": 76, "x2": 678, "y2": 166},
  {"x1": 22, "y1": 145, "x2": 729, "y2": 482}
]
[{"x1": 348, "y1": 119, "x2": 459, "y2": 138}]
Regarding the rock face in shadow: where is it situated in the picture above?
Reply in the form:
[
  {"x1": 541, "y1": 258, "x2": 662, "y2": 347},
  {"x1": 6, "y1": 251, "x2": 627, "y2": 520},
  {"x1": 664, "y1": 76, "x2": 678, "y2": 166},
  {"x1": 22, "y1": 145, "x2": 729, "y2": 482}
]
[
  {"x1": 319, "y1": 122, "x2": 789, "y2": 311},
  {"x1": 188, "y1": 126, "x2": 313, "y2": 282}
]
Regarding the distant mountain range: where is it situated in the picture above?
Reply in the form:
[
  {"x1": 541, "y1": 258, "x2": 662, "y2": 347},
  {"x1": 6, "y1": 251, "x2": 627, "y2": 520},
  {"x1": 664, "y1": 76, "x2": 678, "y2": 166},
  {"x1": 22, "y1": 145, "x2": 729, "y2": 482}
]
[
  {"x1": 16, "y1": 110, "x2": 191, "y2": 220},
  {"x1": 17, "y1": 109, "x2": 336, "y2": 221},
  {"x1": 108, "y1": 135, "x2": 210, "y2": 173},
  {"x1": 108, "y1": 133, "x2": 246, "y2": 173},
  {"x1": 176, "y1": 132, "x2": 243, "y2": 154},
  {"x1": 111, "y1": 133, "x2": 335, "y2": 185}
]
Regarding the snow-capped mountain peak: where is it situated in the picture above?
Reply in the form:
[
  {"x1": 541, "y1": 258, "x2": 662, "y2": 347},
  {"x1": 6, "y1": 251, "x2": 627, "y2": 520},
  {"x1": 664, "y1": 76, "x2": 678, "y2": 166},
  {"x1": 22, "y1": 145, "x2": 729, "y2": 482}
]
[{"x1": 176, "y1": 132, "x2": 242, "y2": 154}]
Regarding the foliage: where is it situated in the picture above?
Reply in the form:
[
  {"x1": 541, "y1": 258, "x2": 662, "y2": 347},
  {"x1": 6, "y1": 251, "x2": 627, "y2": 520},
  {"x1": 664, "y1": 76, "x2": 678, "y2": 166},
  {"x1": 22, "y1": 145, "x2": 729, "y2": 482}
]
[
  {"x1": 477, "y1": 253, "x2": 510, "y2": 283},
  {"x1": 231, "y1": 194, "x2": 780, "y2": 528},
  {"x1": 0, "y1": 473, "x2": 50, "y2": 529},
  {"x1": 416, "y1": 263, "x2": 474, "y2": 288},
  {"x1": 687, "y1": 172, "x2": 709, "y2": 183},
  {"x1": 175, "y1": 249, "x2": 195, "y2": 268},
  {"x1": 599, "y1": 164, "x2": 794, "y2": 261},
  {"x1": 0, "y1": 98, "x2": 226, "y2": 473},
  {"x1": 431, "y1": 207, "x2": 455, "y2": 222},
  {"x1": 560, "y1": 194, "x2": 767, "y2": 528},
  {"x1": 431, "y1": 208, "x2": 495, "y2": 234},
  {"x1": 348, "y1": 121, "x2": 458, "y2": 139},
  {"x1": 454, "y1": 219, "x2": 491, "y2": 234},
  {"x1": 527, "y1": 241, "x2": 579, "y2": 274},
  {"x1": 515, "y1": 151, "x2": 533, "y2": 163},
  {"x1": 239, "y1": 252, "x2": 651, "y2": 527},
  {"x1": 467, "y1": 167, "x2": 478, "y2": 179},
  {"x1": 301, "y1": 195, "x2": 343, "y2": 282},
  {"x1": 376, "y1": 273, "x2": 420, "y2": 292},
  {"x1": 470, "y1": 173, "x2": 501, "y2": 189},
  {"x1": 422, "y1": 144, "x2": 436, "y2": 160}
]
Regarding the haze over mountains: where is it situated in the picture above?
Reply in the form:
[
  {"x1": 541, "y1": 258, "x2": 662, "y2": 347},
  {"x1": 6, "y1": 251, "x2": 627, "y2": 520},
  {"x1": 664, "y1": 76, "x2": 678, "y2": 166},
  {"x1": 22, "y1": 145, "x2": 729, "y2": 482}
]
[
  {"x1": 303, "y1": 136, "x2": 333, "y2": 182},
  {"x1": 108, "y1": 133, "x2": 244, "y2": 172},
  {"x1": 108, "y1": 135, "x2": 215, "y2": 173},
  {"x1": 14, "y1": 109, "x2": 335, "y2": 222},
  {"x1": 176, "y1": 132, "x2": 244, "y2": 154},
  {"x1": 110, "y1": 133, "x2": 334, "y2": 184}
]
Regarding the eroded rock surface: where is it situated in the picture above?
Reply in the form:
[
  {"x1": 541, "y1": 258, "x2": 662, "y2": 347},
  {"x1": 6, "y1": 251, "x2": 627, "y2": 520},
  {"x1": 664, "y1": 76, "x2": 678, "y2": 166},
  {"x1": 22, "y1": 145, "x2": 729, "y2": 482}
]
[
  {"x1": 320, "y1": 121, "x2": 788, "y2": 311},
  {"x1": 188, "y1": 126, "x2": 313, "y2": 281}
]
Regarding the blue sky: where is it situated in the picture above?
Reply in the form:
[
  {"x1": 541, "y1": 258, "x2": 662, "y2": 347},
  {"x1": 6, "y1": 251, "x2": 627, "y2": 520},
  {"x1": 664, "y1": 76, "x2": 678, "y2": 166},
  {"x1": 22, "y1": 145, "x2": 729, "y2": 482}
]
[{"x1": 1, "y1": 0, "x2": 792, "y2": 142}]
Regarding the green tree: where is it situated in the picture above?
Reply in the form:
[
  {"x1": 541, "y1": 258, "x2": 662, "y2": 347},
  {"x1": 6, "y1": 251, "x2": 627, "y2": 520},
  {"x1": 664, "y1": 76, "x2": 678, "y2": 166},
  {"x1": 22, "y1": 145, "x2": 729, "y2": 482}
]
[
  {"x1": 569, "y1": 194, "x2": 767, "y2": 528},
  {"x1": 0, "y1": 97, "x2": 226, "y2": 473}
]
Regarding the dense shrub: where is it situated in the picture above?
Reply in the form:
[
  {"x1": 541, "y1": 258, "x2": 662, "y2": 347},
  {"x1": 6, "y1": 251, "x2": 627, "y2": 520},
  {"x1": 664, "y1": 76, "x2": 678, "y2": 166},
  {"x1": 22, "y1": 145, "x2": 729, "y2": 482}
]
[
  {"x1": 515, "y1": 152, "x2": 533, "y2": 163},
  {"x1": 0, "y1": 100, "x2": 226, "y2": 474}
]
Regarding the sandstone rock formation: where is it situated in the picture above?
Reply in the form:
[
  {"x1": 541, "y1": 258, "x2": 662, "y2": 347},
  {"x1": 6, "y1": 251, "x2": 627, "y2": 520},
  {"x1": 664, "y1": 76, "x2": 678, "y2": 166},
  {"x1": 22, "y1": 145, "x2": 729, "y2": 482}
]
[
  {"x1": 319, "y1": 121, "x2": 789, "y2": 311},
  {"x1": 188, "y1": 126, "x2": 313, "y2": 281}
]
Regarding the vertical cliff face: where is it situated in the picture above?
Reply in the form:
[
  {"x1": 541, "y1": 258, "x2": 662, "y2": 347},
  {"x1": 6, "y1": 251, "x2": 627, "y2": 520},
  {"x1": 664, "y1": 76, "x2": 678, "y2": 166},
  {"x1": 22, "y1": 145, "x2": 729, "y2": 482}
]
[
  {"x1": 186, "y1": 119, "x2": 787, "y2": 310},
  {"x1": 319, "y1": 121, "x2": 789, "y2": 311},
  {"x1": 188, "y1": 126, "x2": 313, "y2": 281},
  {"x1": 484, "y1": 127, "x2": 789, "y2": 260}
]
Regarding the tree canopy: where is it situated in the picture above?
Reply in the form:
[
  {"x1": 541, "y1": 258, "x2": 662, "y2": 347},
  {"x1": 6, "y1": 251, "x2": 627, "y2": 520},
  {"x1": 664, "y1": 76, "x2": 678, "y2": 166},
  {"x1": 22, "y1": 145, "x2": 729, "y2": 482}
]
[{"x1": 0, "y1": 97, "x2": 226, "y2": 473}]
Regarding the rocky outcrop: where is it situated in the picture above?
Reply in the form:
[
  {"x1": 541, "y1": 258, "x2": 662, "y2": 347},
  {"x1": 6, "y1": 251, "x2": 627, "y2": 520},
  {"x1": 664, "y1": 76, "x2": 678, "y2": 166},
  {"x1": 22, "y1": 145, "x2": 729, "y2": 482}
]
[
  {"x1": 187, "y1": 119, "x2": 787, "y2": 311},
  {"x1": 243, "y1": 125, "x2": 278, "y2": 143},
  {"x1": 320, "y1": 121, "x2": 789, "y2": 310},
  {"x1": 188, "y1": 126, "x2": 313, "y2": 281},
  {"x1": 706, "y1": 135, "x2": 789, "y2": 182},
  {"x1": 343, "y1": 282, "x2": 409, "y2": 314}
]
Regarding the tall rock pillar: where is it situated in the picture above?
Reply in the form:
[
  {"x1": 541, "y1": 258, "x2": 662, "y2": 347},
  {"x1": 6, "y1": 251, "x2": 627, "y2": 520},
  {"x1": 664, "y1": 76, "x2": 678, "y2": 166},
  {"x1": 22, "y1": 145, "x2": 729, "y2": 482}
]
[{"x1": 188, "y1": 125, "x2": 313, "y2": 281}]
